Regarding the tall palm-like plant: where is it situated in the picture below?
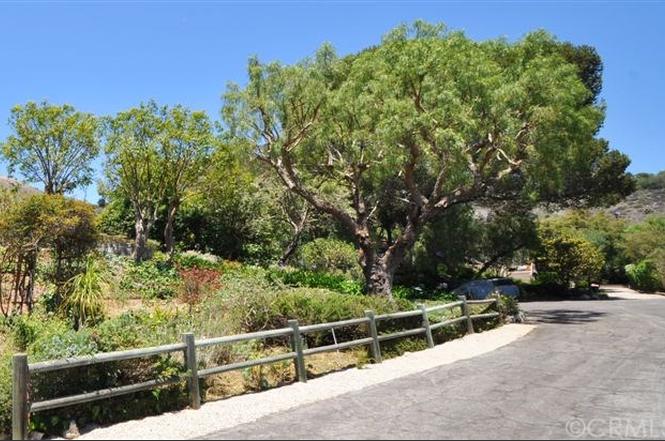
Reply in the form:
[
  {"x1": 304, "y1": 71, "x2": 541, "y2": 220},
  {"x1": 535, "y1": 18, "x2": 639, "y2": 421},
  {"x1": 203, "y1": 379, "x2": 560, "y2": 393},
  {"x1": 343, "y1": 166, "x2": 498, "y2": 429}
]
[{"x1": 63, "y1": 256, "x2": 108, "y2": 328}]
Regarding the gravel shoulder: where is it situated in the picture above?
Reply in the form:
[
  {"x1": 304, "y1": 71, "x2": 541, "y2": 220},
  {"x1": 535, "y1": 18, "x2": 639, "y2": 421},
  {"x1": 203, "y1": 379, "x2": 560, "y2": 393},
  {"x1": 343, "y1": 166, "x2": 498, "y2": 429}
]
[{"x1": 75, "y1": 324, "x2": 534, "y2": 440}]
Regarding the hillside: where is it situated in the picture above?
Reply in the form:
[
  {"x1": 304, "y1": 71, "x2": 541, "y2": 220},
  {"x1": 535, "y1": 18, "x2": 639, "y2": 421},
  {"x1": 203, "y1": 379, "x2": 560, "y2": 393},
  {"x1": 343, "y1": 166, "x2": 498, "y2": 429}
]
[
  {"x1": 0, "y1": 176, "x2": 40, "y2": 195},
  {"x1": 605, "y1": 188, "x2": 665, "y2": 223}
]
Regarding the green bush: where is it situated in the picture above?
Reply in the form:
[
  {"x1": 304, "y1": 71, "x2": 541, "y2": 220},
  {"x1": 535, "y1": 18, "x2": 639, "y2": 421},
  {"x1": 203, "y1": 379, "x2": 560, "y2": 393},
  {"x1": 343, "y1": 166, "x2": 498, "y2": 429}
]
[
  {"x1": 8, "y1": 313, "x2": 71, "y2": 351},
  {"x1": 297, "y1": 238, "x2": 362, "y2": 280},
  {"x1": 625, "y1": 260, "x2": 662, "y2": 292},
  {"x1": 0, "y1": 310, "x2": 190, "y2": 437},
  {"x1": 268, "y1": 268, "x2": 364, "y2": 296},
  {"x1": 497, "y1": 295, "x2": 521, "y2": 318},
  {"x1": 392, "y1": 285, "x2": 457, "y2": 302},
  {"x1": 119, "y1": 255, "x2": 179, "y2": 299},
  {"x1": 0, "y1": 356, "x2": 11, "y2": 439},
  {"x1": 173, "y1": 250, "x2": 221, "y2": 270}
]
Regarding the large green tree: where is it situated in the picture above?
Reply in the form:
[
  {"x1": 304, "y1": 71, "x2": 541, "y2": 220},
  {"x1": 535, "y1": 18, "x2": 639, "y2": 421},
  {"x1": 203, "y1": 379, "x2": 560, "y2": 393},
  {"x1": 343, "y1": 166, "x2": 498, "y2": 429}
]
[
  {"x1": 224, "y1": 22, "x2": 632, "y2": 298},
  {"x1": 161, "y1": 106, "x2": 215, "y2": 254},
  {"x1": 103, "y1": 102, "x2": 169, "y2": 262},
  {"x1": 1, "y1": 101, "x2": 100, "y2": 194}
]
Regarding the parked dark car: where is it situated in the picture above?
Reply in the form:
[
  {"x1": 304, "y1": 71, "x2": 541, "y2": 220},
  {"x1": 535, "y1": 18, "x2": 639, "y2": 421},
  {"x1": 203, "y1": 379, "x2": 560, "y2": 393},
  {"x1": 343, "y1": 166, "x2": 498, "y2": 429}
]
[{"x1": 453, "y1": 278, "x2": 520, "y2": 300}]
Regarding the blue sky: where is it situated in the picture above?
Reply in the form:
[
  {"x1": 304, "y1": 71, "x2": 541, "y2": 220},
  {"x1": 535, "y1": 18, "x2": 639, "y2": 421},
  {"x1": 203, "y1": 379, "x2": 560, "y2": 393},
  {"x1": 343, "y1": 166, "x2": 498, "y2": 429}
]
[{"x1": 0, "y1": 1, "x2": 663, "y2": 202}]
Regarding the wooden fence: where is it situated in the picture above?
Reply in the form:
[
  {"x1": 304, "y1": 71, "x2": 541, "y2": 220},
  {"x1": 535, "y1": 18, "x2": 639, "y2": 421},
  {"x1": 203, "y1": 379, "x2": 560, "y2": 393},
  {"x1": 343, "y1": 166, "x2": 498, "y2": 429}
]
[{"x1": 11, "y1": 296, "x2": 500, "y2": 440}]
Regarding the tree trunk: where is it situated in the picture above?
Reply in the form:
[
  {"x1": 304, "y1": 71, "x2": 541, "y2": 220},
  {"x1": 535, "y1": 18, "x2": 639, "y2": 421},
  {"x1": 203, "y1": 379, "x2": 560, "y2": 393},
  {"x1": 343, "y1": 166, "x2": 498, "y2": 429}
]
[
  {"x1": 134, "y1": 212, "x2": 151, "y2": 263},
  {"x1": 164, "y1": 201, "x2": 179, "y2": 256},
  {"x1": 278, "y1": 234, "x2": 301, "y2": 267},
  {"x1": 366, "y1": 260, "x2": 394, "y2": 297}
]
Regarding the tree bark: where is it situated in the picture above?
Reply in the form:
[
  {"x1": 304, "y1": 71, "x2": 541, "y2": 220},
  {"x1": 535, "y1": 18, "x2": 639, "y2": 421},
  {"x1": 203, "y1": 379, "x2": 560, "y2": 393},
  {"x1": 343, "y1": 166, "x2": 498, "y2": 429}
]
[
  {"x1": 134, "y1": 212, "x2": 152, "y2": 263},
  {"x1": 278, "y1": 234, "x2": 301, "y2": 267},
  {"x1": 164, "y1": 200, "x2": 179, "y2": 256},
  {"x1": 365, "y1": 258, "x2": 394, "y2": 297}
]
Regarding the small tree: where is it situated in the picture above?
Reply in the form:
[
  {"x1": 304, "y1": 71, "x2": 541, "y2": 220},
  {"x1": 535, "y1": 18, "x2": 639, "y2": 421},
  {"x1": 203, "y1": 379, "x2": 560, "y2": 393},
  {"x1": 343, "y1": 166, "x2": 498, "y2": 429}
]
[
  {"x1": 1, "y1": 101, "x2": 100, "y2": 194},
  {"x1": 0, "y1": 194, "x2": 97, "y2": 316},
  {"x1": 535, "y1": 223, "x2": 605, "y2": 289}
]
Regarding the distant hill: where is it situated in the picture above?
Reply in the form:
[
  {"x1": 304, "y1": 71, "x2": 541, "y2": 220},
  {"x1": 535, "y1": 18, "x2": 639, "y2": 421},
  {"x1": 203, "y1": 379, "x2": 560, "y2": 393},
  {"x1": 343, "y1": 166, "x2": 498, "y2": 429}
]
[
  {"x1": 0, "y1": 176, "x2": 40, "y2": 195},
  {"x1": 605, "y1": 188, "x2": 665, "y2": 223}
]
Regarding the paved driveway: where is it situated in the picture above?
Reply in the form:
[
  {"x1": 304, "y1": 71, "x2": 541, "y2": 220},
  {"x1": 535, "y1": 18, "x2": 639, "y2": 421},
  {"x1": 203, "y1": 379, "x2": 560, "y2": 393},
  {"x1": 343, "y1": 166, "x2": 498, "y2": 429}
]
[{"x1": 200, "y1": 288, "x2": 665, "y2": 440}]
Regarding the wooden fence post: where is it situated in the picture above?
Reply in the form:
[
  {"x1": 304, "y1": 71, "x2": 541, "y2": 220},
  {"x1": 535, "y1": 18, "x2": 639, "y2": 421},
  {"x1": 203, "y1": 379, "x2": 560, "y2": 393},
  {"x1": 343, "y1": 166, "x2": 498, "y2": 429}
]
[
  {"x1": 182, "y1": 333, "x2": 201, "y2": 410},
  {"x1": 418, "y1": 304, "x2": 435, "y2": 349},
  {"x1": 364, "y1": 310, "x2": 382, "y2": 363},
  {"x1": 12, "y1": 354, "x2": 29, "y2": 441},
  {"x1": 458, "y1": 295, "x2": 475, "y2": 334},
  {"x1": 288, "y1": 320, "x2": 307, "y2": 383}
]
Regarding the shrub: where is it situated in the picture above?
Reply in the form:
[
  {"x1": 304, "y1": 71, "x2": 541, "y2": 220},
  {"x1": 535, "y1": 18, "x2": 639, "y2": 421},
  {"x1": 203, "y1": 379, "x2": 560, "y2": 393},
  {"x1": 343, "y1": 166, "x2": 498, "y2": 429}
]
[
  {"x1": 119, "y1": 256, "x2": 179, "y2": 300},
  {"x1": 62, "y1": 256, "x2": 108, "y2": 328},
  {"x1": 0, "y1": 356, "x2": 11, "y2": 439},
  {"x1": 1, "y1": 311, "x2": 191, "y2": 436},
  {"x1": 174, "y1": 251, "x2": 221, "y2": 270},
  {"x1": 0, "y1": 194, "x2": 97, "y2": 316},
  {"x1": 297, "y1": 238, "x2": 362, "y2": 280},
  {"x1": 392, "y1": 285, "x2": 457, "y2": 302},
  {"x1": 625, "y1": 260, "x2": 662, "y2": 292},
  {"x1": 178, "y1": 268, "x2": 222, "y2": 314},
  {"x1": 267, "y1": 268, "x2": 364, "y2": 296},
  {"x1": 497, "y1": 295, "x2": 521, "y2": 319},
  {"x1": 535, "y1": 223, "x2": 605, "y2": 288},
  {"x1": 8, "y1": 313, "x2": 71, "y2": 351}
]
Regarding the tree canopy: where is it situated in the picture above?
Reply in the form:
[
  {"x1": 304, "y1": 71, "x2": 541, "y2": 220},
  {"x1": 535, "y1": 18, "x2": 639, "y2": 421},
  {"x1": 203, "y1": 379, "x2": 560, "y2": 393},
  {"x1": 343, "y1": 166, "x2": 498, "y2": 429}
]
[
  {"x1": 223, "y1": 21, "x2": 632, "y2": 297},
  {"x1": 1, "y1": 101, "x2": 100, "y2": 194}
]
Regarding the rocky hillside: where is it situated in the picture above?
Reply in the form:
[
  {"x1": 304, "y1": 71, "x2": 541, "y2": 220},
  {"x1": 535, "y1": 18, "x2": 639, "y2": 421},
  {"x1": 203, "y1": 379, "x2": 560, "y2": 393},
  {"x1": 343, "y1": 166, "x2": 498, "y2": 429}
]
[{"x1": 605, "y1": 188, "x2": 665, "y2": 223}]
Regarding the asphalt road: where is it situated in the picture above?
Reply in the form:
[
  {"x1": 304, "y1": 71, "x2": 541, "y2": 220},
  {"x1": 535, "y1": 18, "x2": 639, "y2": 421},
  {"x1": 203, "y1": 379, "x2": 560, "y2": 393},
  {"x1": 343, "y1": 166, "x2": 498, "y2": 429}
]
[{"x1": 200, "y1": 288, "x2": 665, "y2": 440}]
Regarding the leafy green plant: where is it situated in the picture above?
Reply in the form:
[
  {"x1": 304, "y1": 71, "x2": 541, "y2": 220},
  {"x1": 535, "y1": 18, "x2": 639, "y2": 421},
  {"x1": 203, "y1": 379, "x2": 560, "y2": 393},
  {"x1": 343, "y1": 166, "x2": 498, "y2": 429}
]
[
  {"x1": 268, "y1": 268, "x2": 364, "y2": 296},
  {"x1": 0, "y1": 355, "x2": 11, "y2": 438},
  {"x1": 119, "y1": 258, "x2": 179, "y2": 300},
  {"x1": 174, "y1": 251, "x2": 221, "y2": 270},
  {"x1": 297, "y1": 238, "x2": 362, "y2": 280},
  {"x1": 625, "y1": 260, "x2": 662, "y2": 292},
  {"x1": 63, "y1": 256, "x2": 108, "y2": 328}
]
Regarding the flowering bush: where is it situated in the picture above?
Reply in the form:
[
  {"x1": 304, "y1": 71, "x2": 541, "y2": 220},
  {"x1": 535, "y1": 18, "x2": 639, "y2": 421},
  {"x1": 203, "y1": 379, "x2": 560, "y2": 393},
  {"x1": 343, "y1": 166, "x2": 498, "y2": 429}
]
[{"x1": 178, "y1": 268, "x2": 222, "y2": 313}]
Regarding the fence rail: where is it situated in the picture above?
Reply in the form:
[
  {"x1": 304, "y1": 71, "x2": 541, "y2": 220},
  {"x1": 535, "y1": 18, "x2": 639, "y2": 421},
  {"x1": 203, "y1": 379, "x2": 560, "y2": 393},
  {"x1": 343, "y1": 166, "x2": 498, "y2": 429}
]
[{"x1": 11, "y1": 295, "x2": 501, "y2": 440}]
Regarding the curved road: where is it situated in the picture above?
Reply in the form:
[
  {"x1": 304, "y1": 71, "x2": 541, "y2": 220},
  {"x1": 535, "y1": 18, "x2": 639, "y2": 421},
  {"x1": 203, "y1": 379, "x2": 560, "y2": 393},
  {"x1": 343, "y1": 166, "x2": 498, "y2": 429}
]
[{"x1": 200, "y1": 287, "x2": 665, "y2": 440}]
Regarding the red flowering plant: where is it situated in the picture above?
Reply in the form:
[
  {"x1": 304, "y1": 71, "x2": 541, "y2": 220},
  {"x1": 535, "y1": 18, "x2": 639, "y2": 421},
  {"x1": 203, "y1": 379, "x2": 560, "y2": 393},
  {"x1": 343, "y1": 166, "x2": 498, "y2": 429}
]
[{"x1": 178, "y1": 267, "x2": 222, "y2": 314}]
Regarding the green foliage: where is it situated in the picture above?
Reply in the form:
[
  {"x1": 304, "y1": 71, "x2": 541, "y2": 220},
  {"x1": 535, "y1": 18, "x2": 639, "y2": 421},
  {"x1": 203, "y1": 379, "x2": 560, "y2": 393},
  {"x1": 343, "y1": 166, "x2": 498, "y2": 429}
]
[
  {"x1": 635, "y1": 171, "x2": 665, "y2": 190},
  {"x1": 535, "y1": 221, "x2": 605, "y2": 288},
  {"x1": 497, "y1": 295, "x2": 521, "y2": 318},
  {"x1": 224, "y1": 21, "x2": 632, "y2": 296},
  {"x1": 103, "y1": 101, "x2": 169, "y2": 261},
  {"x1": 63, "y1": 256, "x2": 108, "y2": 328},
  {"x1": 29, "y1": 327, "x2": 99, "y2": 361},
  {"x1": 269, "y1": 288, "x2": 407, "y2": 328},
  {"x1": 97, "y1": 198, "x2": 135, "y2": 237},
  {"x1": 625, "y1": 260, "x2": 662, "y2": 292},
  {"x1": 544, "y1": 210, "x2": 628, "y2": 283},
  {"x1": 0, "y1": 355, "x2": 11, "y2": 438},
  {"x1": 95, "y1": 309, "x2": 188, "y2": 351},
  {"x1": 119, "y1": 255, "x2": 179, "y2": 300},
  {"x1": 0, "y1": 194, "x2": 97, "y2": 317},
  {"x1": 173, "y1": 250, "x2": 221, "y2": 270},
  {"x1": 1, "y1": 101, "x2": 100, "y2": 194},
  {"x1": 268, "y1": 268, "x2": 364, "y2": 296},
  {"x1": 159, "y1": 106, "x2": 216, "y2": 253},
  {"x1": 8, "y1": 313, "x2": 71, "y2": 351},
  {"x1": 297, "y1": 238, "x2": 362, "y2": 280},
  {"x1": 623, "y1": 216, "x2": 665, "y2": 262}
]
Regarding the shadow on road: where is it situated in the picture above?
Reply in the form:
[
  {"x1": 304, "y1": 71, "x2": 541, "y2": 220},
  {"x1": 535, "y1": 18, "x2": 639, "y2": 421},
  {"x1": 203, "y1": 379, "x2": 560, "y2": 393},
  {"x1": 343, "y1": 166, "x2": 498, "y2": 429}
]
[{"x1": 526, "y1": 309, "x2": 607, "y2": 325}]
